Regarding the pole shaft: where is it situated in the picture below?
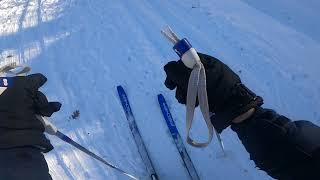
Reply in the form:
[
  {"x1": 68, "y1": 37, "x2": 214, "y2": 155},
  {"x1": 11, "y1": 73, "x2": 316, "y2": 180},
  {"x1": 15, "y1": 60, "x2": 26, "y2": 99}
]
[{"x1": 55, "y1": 131, "x2": 138, "y2": 180}]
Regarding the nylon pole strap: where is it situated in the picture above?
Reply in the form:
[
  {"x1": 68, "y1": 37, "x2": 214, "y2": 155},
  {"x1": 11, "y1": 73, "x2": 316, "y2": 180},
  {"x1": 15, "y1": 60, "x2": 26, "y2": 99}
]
[{"x1": 186, "y1": 62, "x2": 213, "y2": 147}]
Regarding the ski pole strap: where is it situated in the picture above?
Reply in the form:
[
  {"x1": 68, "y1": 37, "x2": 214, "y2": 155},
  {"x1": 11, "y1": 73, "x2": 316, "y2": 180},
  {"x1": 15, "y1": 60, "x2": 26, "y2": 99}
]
[{"x1": 186, "y1": 63, "x2": 214, "y2": 147}]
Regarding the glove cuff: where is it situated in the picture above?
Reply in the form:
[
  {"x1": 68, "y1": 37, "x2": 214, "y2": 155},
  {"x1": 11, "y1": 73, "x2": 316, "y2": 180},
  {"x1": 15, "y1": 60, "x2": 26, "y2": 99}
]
[{"x1": 210, "y1": 83, "x2": 264, "y2": 133}]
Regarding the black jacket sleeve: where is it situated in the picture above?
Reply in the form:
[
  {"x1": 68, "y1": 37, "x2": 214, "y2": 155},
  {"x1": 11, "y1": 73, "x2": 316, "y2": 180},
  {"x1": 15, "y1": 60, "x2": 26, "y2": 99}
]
[
  {"x1": 0, "y1": 74, "x2": 60, "y2": 152},
  {"x1": 315, "y1": 149, "x2": 320, "y2": 168},
  {"x1": 231, "y1": 108, "x2": 320, "y2": 180}
]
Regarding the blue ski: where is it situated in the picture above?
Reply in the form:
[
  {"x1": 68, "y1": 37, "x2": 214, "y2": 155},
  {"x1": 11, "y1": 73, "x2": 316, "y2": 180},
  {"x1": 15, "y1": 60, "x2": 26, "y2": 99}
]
[
  {"x1": 117, "y1": 86, "x2": 158, "y2": 180},
  {"x1": 158, "y1": 94, "x2": 200, "y2": 180}
]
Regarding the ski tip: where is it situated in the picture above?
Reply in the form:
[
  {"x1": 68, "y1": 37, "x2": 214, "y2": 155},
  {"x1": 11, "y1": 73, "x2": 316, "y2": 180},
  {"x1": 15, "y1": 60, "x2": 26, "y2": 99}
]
[
  {"x1": 157, "y1": 94, "x2": 164, "y2": 101},
  {"x1": 116, "y1": 85, "x2": 124, "y2": 92}
]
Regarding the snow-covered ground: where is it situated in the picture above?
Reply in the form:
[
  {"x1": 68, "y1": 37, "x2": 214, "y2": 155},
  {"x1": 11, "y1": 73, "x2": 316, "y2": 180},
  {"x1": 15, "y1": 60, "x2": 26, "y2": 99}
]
[{"x1": 1, "y1": 0, "x2": 319, "y2": 179}]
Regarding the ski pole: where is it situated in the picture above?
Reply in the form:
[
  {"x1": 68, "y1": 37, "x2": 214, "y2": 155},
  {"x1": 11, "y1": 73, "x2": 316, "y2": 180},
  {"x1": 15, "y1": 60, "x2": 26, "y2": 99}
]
[
  {"x1": 161, "y1": 26, "x2": 226, "y2": 155},
  {"x1": 37, "y1": 116, "x2": 139, "y2": 180}
]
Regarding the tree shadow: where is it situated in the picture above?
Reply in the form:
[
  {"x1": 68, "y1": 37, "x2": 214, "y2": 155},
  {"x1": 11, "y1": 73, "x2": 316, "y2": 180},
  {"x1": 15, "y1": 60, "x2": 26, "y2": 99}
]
[
  {"x1": 0, "y1": 0, "x2": 73, "y2": 66},
  {"x1": 17, "y1": 0, "x2": 31, "y2": 33}
]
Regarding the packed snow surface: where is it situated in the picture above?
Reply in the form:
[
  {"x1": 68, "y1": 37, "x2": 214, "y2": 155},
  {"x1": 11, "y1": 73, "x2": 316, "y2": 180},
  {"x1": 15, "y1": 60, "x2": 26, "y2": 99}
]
[{"x1": 1, "y1": 0, "x2": 319, "y2": 179}]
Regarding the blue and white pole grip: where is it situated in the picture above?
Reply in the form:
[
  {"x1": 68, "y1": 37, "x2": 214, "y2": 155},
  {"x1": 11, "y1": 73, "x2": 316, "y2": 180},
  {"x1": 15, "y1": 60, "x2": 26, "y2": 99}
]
[
  {"x1": 161, "y1": 26, "x2": 200, "y2": 68},
  {"x1": 173, "y1": 38, "x2": 200, "y2": 68}
]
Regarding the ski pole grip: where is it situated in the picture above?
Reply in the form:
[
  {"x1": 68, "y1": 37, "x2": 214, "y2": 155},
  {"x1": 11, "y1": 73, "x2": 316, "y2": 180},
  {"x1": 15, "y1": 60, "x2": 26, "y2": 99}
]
[
  {"x1": 161, "y1": 26, "x2": 200, "y2": 69},
  {"x1": 173, "y1": 38, "x2": 200, "y2": 69},
  {"x1": 36, "y1": 115, "x2": 58, "y2": 135}
]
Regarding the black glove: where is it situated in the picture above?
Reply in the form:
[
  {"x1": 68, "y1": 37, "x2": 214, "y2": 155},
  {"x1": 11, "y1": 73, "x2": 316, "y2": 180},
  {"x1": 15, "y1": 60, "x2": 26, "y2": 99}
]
[
  {"x1": 164, "y1": 53, "x2": 263, "y2": 133},
  {"x1": 0, "y1": 73, "x2": 61, "y2": 129},
  {"x1": 27, "y1": 73, "x2": 61, "y2": 117},
  {"x1": 33, "y1": 91, "x2": 61, "y2": 117}
]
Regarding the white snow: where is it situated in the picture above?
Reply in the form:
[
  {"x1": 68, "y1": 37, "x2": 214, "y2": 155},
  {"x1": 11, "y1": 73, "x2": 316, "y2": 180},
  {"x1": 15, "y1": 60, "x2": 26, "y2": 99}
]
[{"x1": 1, "y1": 0, "x2": 320, "y2": 179}]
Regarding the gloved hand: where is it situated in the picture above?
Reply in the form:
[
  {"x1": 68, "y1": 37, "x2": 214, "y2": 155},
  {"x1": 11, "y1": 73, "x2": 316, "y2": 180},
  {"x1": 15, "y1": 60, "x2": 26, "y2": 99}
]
[
  {"x1": 164, "y1": 53, "x2": 263, "y2": 133},
  {"x1": 0, "y1": 73, "x2": 61, "y2": 129},
  {"x1": 27, "y1": 73, "x2": 62, "y2": 117},
  {"x1": 33, "y1": 90, "x2": 61, "y2": 117}
]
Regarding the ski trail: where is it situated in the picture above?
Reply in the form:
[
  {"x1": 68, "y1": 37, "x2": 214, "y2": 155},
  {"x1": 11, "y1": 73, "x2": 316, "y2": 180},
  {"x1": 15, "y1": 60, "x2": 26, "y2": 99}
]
[
  {"x1": 44, "y1": 0, "x2": 159, "y2": 178},
  {"x1": 240, "y1": 0, "x2": 320, "y2": 43},
  {"x1": 1, "y1": 0, "x2": 320, "y2": 179},
  {"x1": 115, "y1": 0, "x2": 207, "y2": 178},
  {"x1": 48, "y1": 148, "x2": 75, "y2": 180}
]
